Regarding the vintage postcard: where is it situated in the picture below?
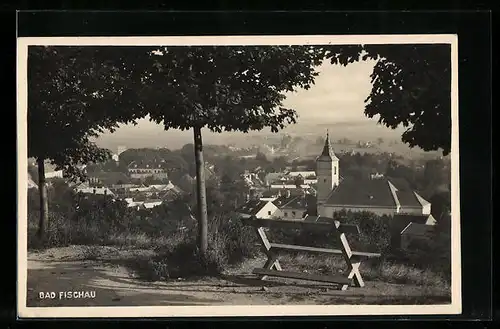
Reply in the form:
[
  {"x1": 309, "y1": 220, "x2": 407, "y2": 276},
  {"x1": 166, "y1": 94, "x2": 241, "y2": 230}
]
[{"x1": 17, "y1": 34, "x2": 461, "y2": 318}]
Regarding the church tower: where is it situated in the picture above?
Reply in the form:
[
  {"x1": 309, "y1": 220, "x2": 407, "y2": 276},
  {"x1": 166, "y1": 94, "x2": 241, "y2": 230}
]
[{"x1": 316, "y1": 131, "x2": 339, "y2": 204}]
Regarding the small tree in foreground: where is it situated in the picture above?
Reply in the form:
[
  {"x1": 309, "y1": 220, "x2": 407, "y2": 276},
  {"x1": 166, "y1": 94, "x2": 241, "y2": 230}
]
[{"x1": 142, "y1": 46, "x2": 324, "y2": 256}]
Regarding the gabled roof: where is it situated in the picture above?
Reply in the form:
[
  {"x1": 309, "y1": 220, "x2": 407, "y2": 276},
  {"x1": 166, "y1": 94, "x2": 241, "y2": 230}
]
[
  {"x1": 236, "y1": 200, "x2": 270, "y2": 216},
  {"x1": 397, "y1": 190, "x2": 425, "y2": 209},
  {"x1": 324, "y1": 176, "x2": 429, "y2": 209},
  {"x1": 325, "y1": 176, "x2": 396, "y2": 207}
]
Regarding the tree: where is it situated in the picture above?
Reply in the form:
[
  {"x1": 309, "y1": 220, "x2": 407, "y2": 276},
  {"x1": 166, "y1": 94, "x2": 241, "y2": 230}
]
[
  {"x1": 323, "y1": 44, "x2": 452, "y2": 155},
  {"x1": 429, "y1": 190, "x2": 451, "y2": 221},
  {"x1": 143, "y1": 46, "x2": 324, "y2": 256},
  {"x1": 423, "y1": 159, "x2": 446, "y2": 189},
  {"x1": 28, "y1": 46, "x2": 148, "y2": 242}
]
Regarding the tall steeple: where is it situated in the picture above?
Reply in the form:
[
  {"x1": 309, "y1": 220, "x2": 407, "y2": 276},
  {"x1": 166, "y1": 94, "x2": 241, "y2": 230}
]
[
  {"x1": 316, "y1": 130, "x2": 340, "y2": 206},
  {"x1": 319, "y1": 130, "x2": 339, "y2": 161}
]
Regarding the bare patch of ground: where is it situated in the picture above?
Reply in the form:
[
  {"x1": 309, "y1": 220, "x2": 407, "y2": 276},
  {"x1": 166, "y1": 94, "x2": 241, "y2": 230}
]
[{"x1": 26, "y1": 246, "x2": 451, "y2": 307}]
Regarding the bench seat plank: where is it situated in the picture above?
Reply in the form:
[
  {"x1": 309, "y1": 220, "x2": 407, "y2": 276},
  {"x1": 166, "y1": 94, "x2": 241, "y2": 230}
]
[
  {"x1": 270, "y1": 243, "x2": 381, "y2": 258},
  {"x1": 253, "y1": 268, "x2": 351, "y2": 285}
]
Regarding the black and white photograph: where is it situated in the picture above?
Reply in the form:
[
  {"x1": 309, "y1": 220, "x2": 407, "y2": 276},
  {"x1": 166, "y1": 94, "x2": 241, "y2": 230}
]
[{"x1": 17, "y1": 35, "x2": 460, "y2": 318}]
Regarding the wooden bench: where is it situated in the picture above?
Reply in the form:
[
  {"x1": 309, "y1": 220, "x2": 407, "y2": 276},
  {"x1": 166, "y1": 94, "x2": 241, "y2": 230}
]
[{"x1": 241, "y1": 215, "x2": 381, "y2": 290}]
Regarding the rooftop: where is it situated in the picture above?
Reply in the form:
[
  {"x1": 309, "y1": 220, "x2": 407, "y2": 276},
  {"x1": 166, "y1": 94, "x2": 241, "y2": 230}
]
[
  {"x1": 273, "y1": 194, "x2": 316, "y2": 210},
  {"x1": 396, "y1": 190, "x2": 424, "y2": 209},
  {"x1": 325, "y1": 176, "x2": 429, "y2": 209},
  {"x1": 236, "y1": 200, "x2": 269, "y2": 216},
  {"x1": 87, "y1": 172, "x2": 130, "y2": 185},
  {"x1": 325, "y1": 176, "x2": 396, "y2": 207},
  {"x1": 128, "y1": 159, "x2": 169, "y2": 169}
]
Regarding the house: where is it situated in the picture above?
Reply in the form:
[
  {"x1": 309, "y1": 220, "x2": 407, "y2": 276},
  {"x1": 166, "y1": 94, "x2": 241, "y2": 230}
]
[
  {"x1": 242, "y1": 172, "x2": 263, "y2": 187},
  {"x1": 269, "y1": 184, "x2": 315, "y2": 197},
  {"x1": 390, "y1": 214, "x2": 437, "y2": 250},
  {"x1": 40, "y1": 161, "x2": 63, "y2": 179},
  {"x1": 75, "y1": 185, "x2": 115, "y2": 197},
  {"x1": 259, "y1": 190, "x2": 278, "y2": 202},
  {"x1": 127, "y1": 159, "x2": 169, "y2": 180},
  {"x1": 315, "y1": 132, "x2": 432, "y2": 217},
  {"x1": 287, "y1": 171, "x2": 316, "y2": 179},
  {"x1": 87, "y1": 172, "x2": 130, "y2": 186},
  {"x1": 272, "y1": 192, "x2": 316, "y2": 220},
  {"x1": 143, "y1": 199, "x2": 163, "y2": 209},
  {"x1": 123, "y1": 197, "x2": 162, "y2": 209},
  {"x1": 235, "y1": 200, "x2": 279, "y2": 219}
]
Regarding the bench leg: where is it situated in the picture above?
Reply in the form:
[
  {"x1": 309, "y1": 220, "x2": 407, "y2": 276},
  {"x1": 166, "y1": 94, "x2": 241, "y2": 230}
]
[
  {"x1": 254, "y1": 226, "x2": 282, "y2": 279},
  {"x1": 341, "y1": 261, "x2": 364, "y2": 290},
  {"x1": 259, "y1": 253, "x2": 282, "y2": 280}
]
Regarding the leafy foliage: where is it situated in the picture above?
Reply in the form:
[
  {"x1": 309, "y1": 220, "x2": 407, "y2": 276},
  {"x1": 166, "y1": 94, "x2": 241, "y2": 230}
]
[
  {"x1": 323, "y1": 44, "x2": 452, "y2": 155},
  {"x1": 143, "y1": 46, "x2": 324, "y2": 132},
  {"x1": 28, "y1": 46, "x2": 154, "y2": 180}
]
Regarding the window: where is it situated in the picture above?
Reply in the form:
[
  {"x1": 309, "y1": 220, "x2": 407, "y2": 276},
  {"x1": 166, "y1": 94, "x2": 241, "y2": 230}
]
[
  {"x1": 267, "y1": 211, "x2": 272, "y2": 215},
  {"x1": 324, "y1": 179, "x2": 327, "y2": 183},
  {"x1": 284, "y1": 212, "x2": 288, "y2": 217},
  {"x1": 292, "y1": 211, "x2": 296, "y2": 216},
  {"x1": 334, "y1": 166, "x2": 336, "y2": 175}
]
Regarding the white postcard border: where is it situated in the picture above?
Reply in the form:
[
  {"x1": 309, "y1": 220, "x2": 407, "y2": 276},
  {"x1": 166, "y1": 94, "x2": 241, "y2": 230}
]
[{"x1": 16, "y1": 34, "x2": 461, "y2": 318}]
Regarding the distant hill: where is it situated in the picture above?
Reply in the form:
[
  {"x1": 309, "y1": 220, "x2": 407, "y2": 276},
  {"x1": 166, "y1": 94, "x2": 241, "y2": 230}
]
[{"x1": 94, "y1": 118, "x2": 409, "y2": 152}]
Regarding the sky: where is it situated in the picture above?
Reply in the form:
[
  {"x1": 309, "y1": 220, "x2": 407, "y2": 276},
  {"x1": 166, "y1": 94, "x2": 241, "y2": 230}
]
[{"x1": 95, "y1": 57, "x2": 406, "y2": 151}]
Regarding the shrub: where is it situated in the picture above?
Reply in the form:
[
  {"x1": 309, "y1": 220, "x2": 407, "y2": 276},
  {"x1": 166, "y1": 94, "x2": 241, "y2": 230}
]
[{"x1": 131, "y1": 239, "x2": 225, "y2": 281}]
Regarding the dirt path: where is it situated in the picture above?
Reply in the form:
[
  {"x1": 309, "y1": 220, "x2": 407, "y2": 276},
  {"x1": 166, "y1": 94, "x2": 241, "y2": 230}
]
[{"x1": 26, "y1": 246, "x2": 450, "y2": 307}]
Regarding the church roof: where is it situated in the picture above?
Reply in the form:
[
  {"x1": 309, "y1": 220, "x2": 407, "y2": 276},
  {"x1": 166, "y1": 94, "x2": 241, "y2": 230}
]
[
  {"x1": 325, "y1": 176, "x2": 396, "y2": 207},
  {"x1": 324, "y1": 176, "x2": 430, "y2": 209},
  {"x1": 396, "y1": 190, "x2": 424, "y2": 209},
  {"x1": 317, "y1": 131, "x2": 339, "y2": 161}
]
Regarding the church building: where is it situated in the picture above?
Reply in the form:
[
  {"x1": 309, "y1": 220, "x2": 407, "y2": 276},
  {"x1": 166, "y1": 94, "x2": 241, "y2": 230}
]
[{"x1": 315, "y1": 132, "x2": 432, "y2": 218}]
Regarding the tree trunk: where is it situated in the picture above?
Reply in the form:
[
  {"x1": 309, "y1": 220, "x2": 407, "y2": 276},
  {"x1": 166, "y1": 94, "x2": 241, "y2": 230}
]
[
  {"x1": 193, "y1": 126, "x2": 208, "y2": 255},
  {"x1": 36, "y1": 157, "x2": 49, "y2": 243}
]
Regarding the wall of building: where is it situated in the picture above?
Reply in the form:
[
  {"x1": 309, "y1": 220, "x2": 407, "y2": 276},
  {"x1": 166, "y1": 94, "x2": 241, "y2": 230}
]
[
  {"x1": 256, "y1": 202, "x2": 279, "y2": 219},
  {"x1": 316, "y1": 158, "x2": 338, "y2": 202},
  {"x1": 130, "y1": 171, "x2": 169, "y2": 180},
  {"x1": 318, "y1": 204, "x2": 398, "y2": 217},
  {"x1": 45, "y1": 170, "x2": 64, "y2": 179},
  {"x1": 273, "y1": 207, "x2": 306, "y2": 220},
  {"x1": 399, "y1": 206, "x2": 430, "y2": 216}
]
